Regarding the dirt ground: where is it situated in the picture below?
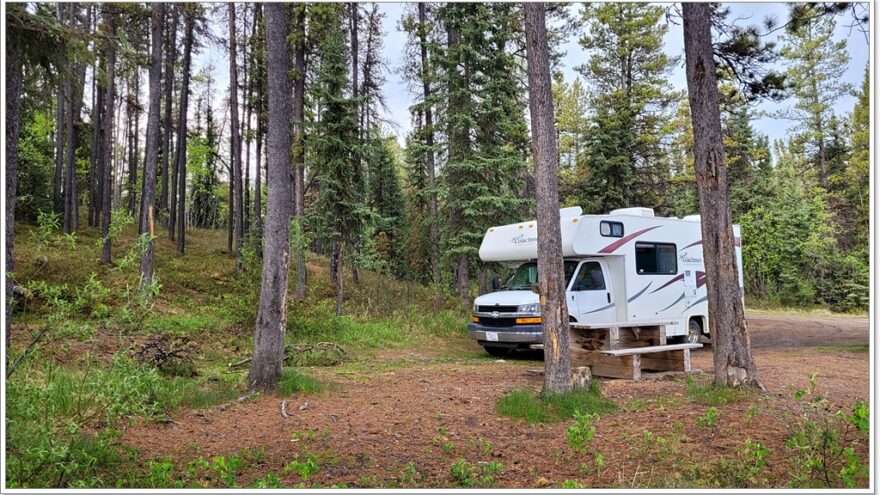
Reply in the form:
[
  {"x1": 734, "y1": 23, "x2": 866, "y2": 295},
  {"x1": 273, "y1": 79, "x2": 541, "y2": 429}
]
[{"x1": 121, "y1": 314, "x2": 871, "y2": 488}]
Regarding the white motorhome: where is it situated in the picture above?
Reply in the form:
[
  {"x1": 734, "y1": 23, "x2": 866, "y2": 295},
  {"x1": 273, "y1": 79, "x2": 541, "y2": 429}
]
[{"x1": 467, "y1": 206, "x2": 744, "y2": 356}]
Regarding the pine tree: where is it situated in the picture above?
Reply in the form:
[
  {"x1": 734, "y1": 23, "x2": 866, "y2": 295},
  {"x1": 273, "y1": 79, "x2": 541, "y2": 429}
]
[
  {"x1": 139, "y1": 2, "x2": 164, "y2": 292},
  {"x1": 843, "y1": 65, "x2": 869, "y2": 251},
  {"x1": 311, "y1": 4, "x2": 365, "y2": 315},
  {"x1": 576, "y1": 3, "x2": 678, "y2": 211},
  {"x1": 367, "y1": 137, "x2": 406, "y2": 276},
  {"x1": 248, "y1": 2, "x2": 292, "y2": 393},
  {"x1": 437, "y1": 3, "x2": 529, "y2": 302},
  {"x1": 780, "y1": 10, "x2": 851, "y2": 190}
]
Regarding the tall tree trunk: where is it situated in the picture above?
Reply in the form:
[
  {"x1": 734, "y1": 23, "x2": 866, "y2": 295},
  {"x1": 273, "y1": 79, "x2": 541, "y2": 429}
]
[
  {"x1": 248, "y1": 3, "x2": 292, "y2": 392},
  {"x1": 682, "y1": 3, "x2": 762, "y2": 389},
  {"x1": 335, "y1": 240, "x2": 345, "y2": 316},
  {"x1": 90, "y1": 84, "x2": 103, "y2": 227},
  {"x1": 54, "y1": 85, "x2": 65, "y2": 215},
  {"x1": 229, "y1": 2, "x2": 244, "y2": 270},
  {"x1": 6, "y1": 43, "x2": 24, "y2": 343},
  {"x1": 417, "y1": 3, "x2": 440, "y2": 285},
  {"x1": 446, "y1": 20, "x2": 470, "y2": 304},
  {"x1": 292, "y1": 5, "x2": 307, "y2": 301},
  {"x1": 63, "y1": 3, "x2": 78, "y2": 234},
  {"x1": 127, "y1": 72, "x2": 140, "y2": 216},
  {"x1": 252, "y1": 3, "x2": 264, "y2": 239},
  {"x1": 243, "y1": 6, "x2": 254, "y2": 235},
  {"x1": 100, "y1": 9, "x2": 117, "y2": 264},
  {"x1": 139, "y1": 3, "x2": 164, "y2": 291},
  {"x1": 160, "y1": 6, "x2": 178, "y2": 218},
  {"x1": 68, "y1": 3, "x2": 88, "y2": 232},
  {"x1": 175, "y1": 9, "x2": 194, "y2": 254},
  {"x1": 524, "y1": 3, "x2": 572, "y2": 394}
]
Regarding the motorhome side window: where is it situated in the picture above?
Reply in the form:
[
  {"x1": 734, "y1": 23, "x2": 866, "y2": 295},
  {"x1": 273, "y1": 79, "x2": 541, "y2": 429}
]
[
  {"x1": 600, "y1": 221, "x2": 624, "y2": 237},
  {"x1": 635, "y1": 242, "x2": 677, "y2": 275}
]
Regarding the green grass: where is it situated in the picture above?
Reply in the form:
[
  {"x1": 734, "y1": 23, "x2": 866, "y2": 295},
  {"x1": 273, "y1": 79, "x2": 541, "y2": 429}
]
[
  {"x1": 816, "y1": 344, "x2": 869, "y2": 353},
  {"x1": 685, "y1": 376, "x2": 751, "y2": 405},
  {"x1": 496, "y1": 384, "x2": 617, "y2": 424},
  {"x1": 276, "y1": 368, "x2": 328, "y2": 396}
]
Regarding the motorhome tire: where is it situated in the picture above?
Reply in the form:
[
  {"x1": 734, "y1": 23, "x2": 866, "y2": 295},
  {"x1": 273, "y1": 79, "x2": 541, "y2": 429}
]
[{"x1": 680, "y1": 319, "x2": 702, "y2": 345}]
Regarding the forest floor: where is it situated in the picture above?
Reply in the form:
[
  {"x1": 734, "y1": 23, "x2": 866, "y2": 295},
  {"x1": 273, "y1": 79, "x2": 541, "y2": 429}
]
[
  {"x1": 6, "y1": 221, "x2": 871, "y2": 489},
  {"x1": 119, "y1": 316, "x2": 870, "y2": 489}
]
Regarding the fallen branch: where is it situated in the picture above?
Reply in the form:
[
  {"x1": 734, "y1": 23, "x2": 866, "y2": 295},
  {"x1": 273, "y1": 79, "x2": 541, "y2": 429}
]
[
  {"x1": 228, "y1": 342, "x2": 347, "y2": 369},
  {"x1": 6, "y1": 326, "x2": 50, "y2": 379},
  {"x1": 280, "y1": 400, "x2": 289, "y2": 418}
]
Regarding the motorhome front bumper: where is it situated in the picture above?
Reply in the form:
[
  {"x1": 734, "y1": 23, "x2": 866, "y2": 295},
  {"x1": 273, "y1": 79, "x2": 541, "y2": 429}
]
[{"x1": 467, "y1": 323, "x2": 543, "y2": 344}]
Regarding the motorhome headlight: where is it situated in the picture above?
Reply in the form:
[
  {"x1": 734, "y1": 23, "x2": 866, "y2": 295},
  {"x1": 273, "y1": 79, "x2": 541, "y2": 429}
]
[
  {"x1": 472, "y1": 303, "x2": 479, "y2": 314},
  {"x1": 517, "y1": 303, "x2": 541, "y2": 315}
]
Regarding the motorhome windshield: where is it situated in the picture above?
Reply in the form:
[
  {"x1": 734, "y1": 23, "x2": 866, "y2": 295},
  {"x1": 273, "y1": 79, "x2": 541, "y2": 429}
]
[{"x1": 501, "y1": 261, "x2": 579, "y2": 290}]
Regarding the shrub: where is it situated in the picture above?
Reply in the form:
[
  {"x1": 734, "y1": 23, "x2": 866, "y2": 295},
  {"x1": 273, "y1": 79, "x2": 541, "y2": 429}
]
[{"x1": 784, "y1": 375, "x2": 869, "y2": 488}]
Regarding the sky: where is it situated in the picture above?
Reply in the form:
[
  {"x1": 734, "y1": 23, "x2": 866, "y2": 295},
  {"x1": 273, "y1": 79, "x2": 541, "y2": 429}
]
[{"x1": 194, "y1": 2, "x2": 870, "y2": 168}]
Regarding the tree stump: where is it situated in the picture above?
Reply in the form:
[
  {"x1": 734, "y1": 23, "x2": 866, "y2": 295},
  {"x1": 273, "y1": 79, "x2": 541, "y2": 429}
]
[{"x1": 572, "y1": 366, "x2": 592, "y2": 391}]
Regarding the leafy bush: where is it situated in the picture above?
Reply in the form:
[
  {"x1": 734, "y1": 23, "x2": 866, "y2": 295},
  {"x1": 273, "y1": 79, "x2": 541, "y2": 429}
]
[{"x1": 784, "y1": 375, "x2": 869, "y2": 488}]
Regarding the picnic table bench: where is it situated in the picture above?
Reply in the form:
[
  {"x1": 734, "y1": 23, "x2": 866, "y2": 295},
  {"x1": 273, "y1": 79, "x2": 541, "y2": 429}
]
[{"x1": 568, "y1": 320, "x2": 702, "y2": 380}]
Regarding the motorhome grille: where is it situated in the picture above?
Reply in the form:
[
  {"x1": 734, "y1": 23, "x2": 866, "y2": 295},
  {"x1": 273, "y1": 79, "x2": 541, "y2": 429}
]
[
  {"x1": 478, "y1": 305, "x2": 518, "y2": 313},
  {"x1": 478, "y1": 317, "x2": 518, "y2": 327}
]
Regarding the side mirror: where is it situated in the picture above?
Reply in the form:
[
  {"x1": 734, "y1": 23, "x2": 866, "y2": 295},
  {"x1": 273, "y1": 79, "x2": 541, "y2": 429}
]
[{"x1": 491, "y1": 275, "x2": 501, "y2": 291}]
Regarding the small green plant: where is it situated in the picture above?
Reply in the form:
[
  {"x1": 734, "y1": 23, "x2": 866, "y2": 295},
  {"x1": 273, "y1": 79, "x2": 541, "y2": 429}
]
[
  {"x1": 697, "y1": 407, "x2": 720, "y2": 429},
  {"x1": 785, "y1": 375, "x2": 869, "y2": 488},
  {"x1": 708, "y1": 439, "x2": 770, "y2": 487},
  {"x1": 398, "y1": 461, "x2": 424, "y2": 486},
  {"x1": 284, "y1": 453, "x2": 321, "y2": 481},
  {"x1": 566, "y1": 411, "x2": 598, "y2": 454},
  {"x1": 211, "y1": 455, "x2": 244, "y2": 488},
  {"x1": 467, "y1": 437, "x2": 494, "y2": 455},
  {"x1": 745, "y1": 404, "x2": 760, "y2": 420},
  {"x1": 450, "y1": 459, "x2": 503, "y2": 488},
  {"x1": 251, "y1": 472, "x2": 283, "y2": 488},
  {"x1": 559, "y1": 479, "x2": 587, "y2": 488},
  {"x1": 625, "y1": 399, "x2": 646, "y2": 411}
]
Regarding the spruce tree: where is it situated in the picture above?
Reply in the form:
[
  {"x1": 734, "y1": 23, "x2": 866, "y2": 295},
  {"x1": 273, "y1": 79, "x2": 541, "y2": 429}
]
[
  {"x1": 311, "y1": 5, "x2": 364, "y2": 315},
  {"x1": 576, "y1": 3, "x2": 678, "y2": 211}
]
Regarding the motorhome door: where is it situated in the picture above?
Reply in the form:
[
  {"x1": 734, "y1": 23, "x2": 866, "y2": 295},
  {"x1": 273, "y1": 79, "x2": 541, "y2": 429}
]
[{"x1": 568, "y1": 260, "x2": 614, "y2": 323}]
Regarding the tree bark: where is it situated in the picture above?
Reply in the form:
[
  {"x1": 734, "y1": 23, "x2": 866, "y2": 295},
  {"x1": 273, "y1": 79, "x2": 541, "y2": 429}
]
[
  {"x1": 100, "y1": 9, "x2": 117, "y2": 264},
  {"x1": 682, "y1": 3, "x2": 762, "y2": 389},
  {"x1": 417, "y1": 2, "x2": 440, "y2": 285},
  {"x1": 6, "y1": 43, "x2": 24, "y2": 343},
  {"x1": 139, "y1": 3, "x2": 164, "y2": 291},
  {"x1": 160, "y1": 5, "x2": 178, "y2": 217},
  {"x1": 248, "y1": 2, "x2": 292, "y2": 392},
  {"x1": 127, "y1": 72, "x2": 140, "y2": 217},
  {"x1": 229, "y1": 2, "x2": 244, "y2": 270},
  {"x1": 292, "y1": 5, "x2": 307, "y2": 301},
  {"x1": 175, "y1": 9, "x2": 195, "y2": 254},
  {"x1": 252, "y1": 3, "x2": 264, "y2": 239},
  {"x1": 335, "y1": 240, "x2": 345, "y2": 316},
  {"x1": 524, "y1": 3, "x2": 572, "y2": 394},
  {"x1": 63, "y1": 3, "x2": 78, "y2": 234},
  {"x1": 54, "y1": 82, "x2": 65, "y2": 215},
  {"x1": 89, "y1": 73, "x2": 102, "y2": 227}
]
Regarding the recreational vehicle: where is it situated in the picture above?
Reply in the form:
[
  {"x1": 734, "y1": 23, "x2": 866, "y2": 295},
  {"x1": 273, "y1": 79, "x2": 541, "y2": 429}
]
[{"x1": 467, "y1": 207, "x2": 744, "y2": 356}]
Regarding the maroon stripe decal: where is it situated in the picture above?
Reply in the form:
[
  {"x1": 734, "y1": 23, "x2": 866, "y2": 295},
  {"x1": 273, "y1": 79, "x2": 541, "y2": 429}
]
[
  {"x1": 735, "y1": 237, "x2": 742, "y2": 247},
  {"x1": 650, "y1": 274, "x2": 684, "y2": 293},
  {"x1": 696, "y1": 271, "x2": 707, "y2": 288},
  {"x1": 681, "y1": 239, "x2": 702, "y2": 250},
  {"x1": 598, "y1": 225, "x2": 661, "y2": 254}
]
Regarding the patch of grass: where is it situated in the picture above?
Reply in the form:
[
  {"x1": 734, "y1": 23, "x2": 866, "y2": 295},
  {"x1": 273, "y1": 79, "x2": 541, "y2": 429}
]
[
  {"x1": 685, "y1": 376, "x2": 750, "y2": 405},
  {"x1": 816, "y1": 344, "x2": 869, "y2": 354},
  {"x1": 496, "y1": 383, "x2": 617, "y2": 424},
  {"x1": 276, "y1": 368, "x2": 327, "y2": 396}
]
